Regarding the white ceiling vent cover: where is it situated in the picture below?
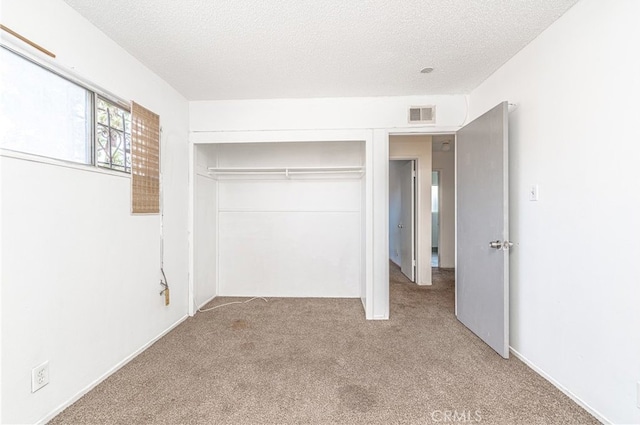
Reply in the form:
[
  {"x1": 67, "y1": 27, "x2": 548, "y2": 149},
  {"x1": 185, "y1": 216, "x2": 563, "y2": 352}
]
[{"x1": 408, "y1": 106, "x2": 436, "y2": 124}]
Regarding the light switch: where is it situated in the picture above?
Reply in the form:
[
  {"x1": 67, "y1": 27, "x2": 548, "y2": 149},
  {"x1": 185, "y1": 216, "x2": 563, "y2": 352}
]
[{"x1": 529, "y1": 185, "x2": 539, "y2": 201}]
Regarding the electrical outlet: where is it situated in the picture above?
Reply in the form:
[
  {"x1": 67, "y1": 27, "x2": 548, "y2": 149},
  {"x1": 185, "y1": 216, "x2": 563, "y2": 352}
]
[{"x1": 31, "y1": 361, "x2": 49, "y2": 393}]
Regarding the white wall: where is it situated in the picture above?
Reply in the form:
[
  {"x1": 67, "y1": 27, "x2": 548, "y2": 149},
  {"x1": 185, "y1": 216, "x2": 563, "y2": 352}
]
[
  {"x1": 194, "y1": 146, "x2": 218, "y2": 309},
  {"x1": 388, "y1": 161, "x2": 409, "y2": 266},
  {"x1": 389, "y1": 135, "x2": 432, "y2": 285},
  {"x1": 469, "y1": 0, "x2": 640, "y2": 423},
  {"x1": 190, "y1": 95, "x2": 466, "y2": 132},
  {"x1": 371, "y1": 130, "x2": 389, "y2": 320},
  {"x1": 205, "y1": 142, "x2": 364, "y2": 298},
  {"x1": 0, "y1": 1, "x2": 189, "y2": 423},
  {"x1": 432, "y1": 148, "x2": 455, "y2": 268}
]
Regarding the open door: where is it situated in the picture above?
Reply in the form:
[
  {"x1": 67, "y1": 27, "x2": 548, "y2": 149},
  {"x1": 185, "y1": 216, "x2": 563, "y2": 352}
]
[
  {"x1": 400, "y1": 160, "x2": 415, "y2": 281},
  {"x1": 456, "y1": 101, "x2": 510, "y2": 358}
]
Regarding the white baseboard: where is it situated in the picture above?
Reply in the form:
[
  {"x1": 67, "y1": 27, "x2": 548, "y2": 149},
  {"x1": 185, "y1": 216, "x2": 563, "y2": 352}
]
[
  {"x1": 510, "y1": 347, "x2": 610, "y2": 425},
  {"x1": 36, "y1": 315, "x2": 189, "y2": 425}
]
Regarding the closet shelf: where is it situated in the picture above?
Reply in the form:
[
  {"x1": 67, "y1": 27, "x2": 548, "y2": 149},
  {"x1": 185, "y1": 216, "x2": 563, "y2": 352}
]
[{"x1": 207, "y1": 165, "x2": 364, "y2": 177}]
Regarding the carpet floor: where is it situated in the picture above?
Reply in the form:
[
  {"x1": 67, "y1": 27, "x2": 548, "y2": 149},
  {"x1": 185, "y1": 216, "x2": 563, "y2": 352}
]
[{"x1": 50, "y1": 264, "x2": 598, "y2": 424}]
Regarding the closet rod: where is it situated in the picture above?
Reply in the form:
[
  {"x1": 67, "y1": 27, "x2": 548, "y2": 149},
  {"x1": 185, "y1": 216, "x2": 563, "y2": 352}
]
[
  {"x1": 207, "y1": 165, "x2": 364, "y2": 176},
  {"x1": 208, "y1": 165, "x2": 363, "y2": 171},
  {"x1": 210, "y1": 170, "x2": 363, "y2": 176}
]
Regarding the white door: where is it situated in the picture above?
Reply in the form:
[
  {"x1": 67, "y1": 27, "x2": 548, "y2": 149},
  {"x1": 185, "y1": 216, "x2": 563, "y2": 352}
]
[
  {"x1": 456, "y1": 101, "x2": 510, "y2": 358},
  {"x1": 400, "y1": 160, "x2": 415, "y2": 281}
]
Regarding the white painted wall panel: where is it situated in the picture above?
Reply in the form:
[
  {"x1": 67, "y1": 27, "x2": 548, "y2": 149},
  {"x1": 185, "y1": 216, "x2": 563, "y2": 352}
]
[
  {"x1": 0, "y1": 156, "x2": 181, "y2": 425},
  {"x1": 219, "y1": 180, "x2": 361, "y2": 212},
  {"x1": 191, "y1": 95, "x2": 467, "y2": 132},
  {"x1": 201, "y1": 140, "x2": 365, "y2": 299},
  {"x1": 371, "y1": 129, "x2": 390, "y2": 319},
  {"x1": 218, "y1": 212, "x2": 361, "y2": 297},
  {"x1": 194, "y1": 174, "x2": 217, "y2": 307},
  {"x1": 194, "y1": 146, "x2": 218, "y2": 309},
  {"x1": 360, "y1": 171, "x2": 369, "y2": 312},
  {"x1": 215, "y1": 141, "x2": 364, "y2": 168}
]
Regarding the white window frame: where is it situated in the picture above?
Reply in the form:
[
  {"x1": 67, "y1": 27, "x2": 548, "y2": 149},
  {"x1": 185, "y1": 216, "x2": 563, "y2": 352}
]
[{"x1": 0, "y1": 43, "x2": 132, "y2": 176}]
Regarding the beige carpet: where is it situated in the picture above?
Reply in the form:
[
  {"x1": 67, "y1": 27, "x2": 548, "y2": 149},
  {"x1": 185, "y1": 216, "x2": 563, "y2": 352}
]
[{"x1": 50, "y1": 264, "x2": 598, "y2": 424}]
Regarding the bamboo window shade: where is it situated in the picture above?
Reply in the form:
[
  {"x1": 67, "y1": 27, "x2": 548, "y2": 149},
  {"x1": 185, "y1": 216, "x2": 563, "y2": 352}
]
[{"x1": 131, "y1": 102, "x2": 160, "y2": 214}]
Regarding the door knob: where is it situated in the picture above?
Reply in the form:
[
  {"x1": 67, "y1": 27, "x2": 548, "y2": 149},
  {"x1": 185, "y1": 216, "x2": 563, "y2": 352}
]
[
  {"x1": 489, "y1": 240, "x2": 503, "y2": 249},
  {"x1": 489, "y1": 240, "x2": 515, "y2": 250},
  {"x1": 398, "y1": 224, "x2": 404, "y2": 228}
]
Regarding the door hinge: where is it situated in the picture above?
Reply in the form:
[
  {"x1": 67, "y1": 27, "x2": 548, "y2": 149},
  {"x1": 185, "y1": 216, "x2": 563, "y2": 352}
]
[
  {"x1": 412, "y1": 170, "x2": 416, "y2": 178},
  {"x1": 412, "y1": 259, "x2": 416, "y2": 266}
]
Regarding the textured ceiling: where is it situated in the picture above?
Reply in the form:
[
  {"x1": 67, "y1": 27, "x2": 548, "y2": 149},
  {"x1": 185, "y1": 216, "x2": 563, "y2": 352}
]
[{"x1": 62, "y1": 0, "x2": 580, "y2": 101}]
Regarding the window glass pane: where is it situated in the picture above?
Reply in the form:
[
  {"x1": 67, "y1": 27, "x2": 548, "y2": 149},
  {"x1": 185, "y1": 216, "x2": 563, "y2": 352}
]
[
  {"x1": 96, "y1": 97, "x2": 131, "y2": 173},
  {"x1": 96, "y1": 127, "x2": 108, "y2": 166},
  {"x1": 0, "y1": 48, "x2": 91, "y2": 164}
]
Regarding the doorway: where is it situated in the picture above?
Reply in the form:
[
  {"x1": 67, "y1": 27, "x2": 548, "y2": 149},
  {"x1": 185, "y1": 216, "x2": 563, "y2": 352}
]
[
  {"x1": 388, "y1": 135, "x2": 432, "y2": 286},
  {"x1": 431, "y1": 134, "x2": 455, "y2": 276},
  {"x1": 431, "y1": 170, "x2": 440, "y2": 268}
]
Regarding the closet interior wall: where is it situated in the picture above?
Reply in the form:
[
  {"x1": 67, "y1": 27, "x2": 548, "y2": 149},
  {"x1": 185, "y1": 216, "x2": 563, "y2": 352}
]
[
  {"x1": 194, "y1": 141, "x2": 365, "y2": 301},
  {"x1": 194, "y1": 145, "x2": 218, "y2": 308}
]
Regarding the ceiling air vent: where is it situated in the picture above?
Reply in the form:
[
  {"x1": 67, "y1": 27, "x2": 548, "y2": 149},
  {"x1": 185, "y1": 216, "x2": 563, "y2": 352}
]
[{"x1": 408, "y1": 106, "x2": 435, "y2": 124}]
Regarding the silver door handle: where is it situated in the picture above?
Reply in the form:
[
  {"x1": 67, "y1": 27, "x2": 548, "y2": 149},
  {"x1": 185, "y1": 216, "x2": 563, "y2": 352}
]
[
  {"x1": 398, "y1": 224, "x2": 404, "y2": 228},
  {"x1": 489, "y1": 240, "x2": 514, "y2": 250}
]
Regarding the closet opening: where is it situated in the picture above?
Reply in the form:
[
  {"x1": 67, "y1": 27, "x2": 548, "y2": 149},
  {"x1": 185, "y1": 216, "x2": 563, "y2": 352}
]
[{"x1": 192, "y1": 140, "x2": 367, "y2": 312}]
